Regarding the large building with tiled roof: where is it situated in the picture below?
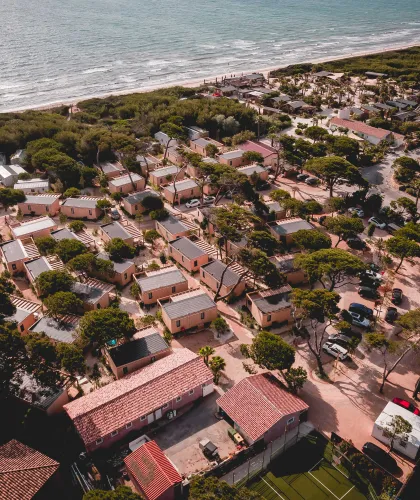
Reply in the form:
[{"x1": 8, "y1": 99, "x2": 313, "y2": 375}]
[
  {"x1": 0, "y1": 440, "x2": 59, "y2": 500},
  {"x1": 124, "y1": 440, "x2": 183, "y2": 500},
  {"x1": 64, "y1": 349, "x2": 214, "y2": 452},
  {"x1": 217, "y1": 373, "x2": 309, "y2": 445},
  {"x1": 329, "y1": 117, "x2": 405, "y2": 146}
]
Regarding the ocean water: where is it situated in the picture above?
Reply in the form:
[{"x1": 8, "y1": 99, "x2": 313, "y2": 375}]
[{"x1": 1, "y1": 0, "x2": 420, "y2": 112}]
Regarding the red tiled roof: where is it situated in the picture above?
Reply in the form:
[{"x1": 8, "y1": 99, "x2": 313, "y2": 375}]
[
  {"x1": 217, "y1": 373, "x2": 309, "y2": 442},
  {"x1": 0, "y1": 440, "x2": 59, "y2": 500},
  {"x1": 124, "y1": 440, "x2": 182, "y2": 500},
  {"x1": 330, "y1": 117, "x2": 390, "y2": 139},
  {"x1": 64, "y1": 349, "x2": 212, "y2": 446},
  {"x1": 238, "y1": 140, "x2": 277, "y2": 157}
]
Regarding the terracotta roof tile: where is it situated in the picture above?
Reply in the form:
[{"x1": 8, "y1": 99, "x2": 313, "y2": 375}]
[
  {"x1": 217, "y1": 373, "x2": 308, "y2": 441},
  {"x1": 64, "y1": 349, "x2": 212, "y2": 446},
  {"x1": 124, "y1": 440, "x2": 182, "y2": 500},
  {"x1": 330, "y1": 117, "x2": 391, "y2": 139},
  {"x1": 0, "y1": 440, "x2": 59, "y2": 500}
]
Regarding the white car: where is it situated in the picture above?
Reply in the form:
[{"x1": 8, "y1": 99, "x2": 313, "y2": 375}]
[
  {"x1": 363, "y1": 269, "x2": 383, "y2": 282},
  {"x1": 203, "y1": 196, "x2": 215, "y2": 205},
  {"x1": 348, "y1": 207, "x2": 365, "y2": 217},
  {"x1": 328, "y1": 334, "x2": 351, "y2": 346},
  {"x1": 322, "y1": 342, "x2": 349, "y2": 361},
  {"x1": 348, "y1": 311, "x2": 370, "y2": 328},
  {"x1": 368, "y1": 217, "x2": 387, "y2": 229},
  {"x1": 186, "y1": 199, "x2": 201, "y2": 208}
]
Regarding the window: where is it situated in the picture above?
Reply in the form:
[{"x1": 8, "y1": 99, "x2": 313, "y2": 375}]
[
  {"x1": 176, "y1": 320, "x2": 181, "y2": 327},
  {"x1": 189, "y1": 389, "x2": 194, "y2": 395},
  {"x1": 151, "y1": 356, "x2": 156, "y2": 362},
  {"x1": 124, "y1": 273, "x2": 127, "y2": 279},
  {"x1": 287, "y1": 417, "x2": 295, "y2": 425},
  {"x1": 399, "y1": 439, "x2": 408, "y2": 448},
  {"x1": 229, "y1": 161, "x2": 232, "y2": 166},
  {"x1": 111, "y1": 430, "x2": 118, "y2": 437},
  {"x1": 95, "y1": 438, "x2": 103, "y2": 445},
  {"x1": 12, "y1": 264, "x2": 17, "y2": 270},
  {"x1": 148, "y1": 292, "x2": 153, "y2": 299},
  {"x1": 135, "y1": 205, "x2": 138, "y2": 210},
  {"x1": 28, "y1": 205, "x2": 31, "y2": 211},
  {"x1": 20, "y1": 325, "x2": 24, "y2": 332},
  {"x1": 190, "y1": 189, "x2": 193, "y2": 194},
  {"x1": 176, "y1": 396, "x2": 182, "y2": 402},
  {"x1": 46, "y1": 206, "x2": 49, "y2": 212},
  {"x1": 194, "y1": 260, "x2": 198, "y2": 267},
  {"x1": 267, "y1": 314, "x2": 272, "y2": 322},
  {"x1": 140, "y1": 415, "x2": 146, "y2": 421},
  {"x1": 126, "y1": 422, "x2": 133, "y2": 429},
  {"x1": 202, "y1": 383, "x2": 207, "y2": 388},
  {"x1": 97, "y1": 304, "x2": 101, "y2": 309},
  {"x1": 202, "y1": 270, "x2": 205, "y2": 278},
  {"x1": 170, "y1": 247, "x2": 172, "y2": 253},
  {"x1": 89, "y1": 210, "x2": 92, "y2": 215},
  {"x1": 123, "y1": 367, "x2": 128, "y2": 375},
  {"x1": 120, "y1": 188, "x2": 123, "y2": 193},
  {"x1": 71, "y1": 208, "x2": 74, "y2": 214},
  {"x1": 181, "y1": 256, "x2": 184, "y2": 262},
  {"x1": 200, "y1": 312, "x2": 205, "y2": 320},
  {"x1": 172, "y1": 286, "x2": 176, "y2": 293},
  {"x1": 162, "y1": 403, "x2": 169, "y2": 409}
]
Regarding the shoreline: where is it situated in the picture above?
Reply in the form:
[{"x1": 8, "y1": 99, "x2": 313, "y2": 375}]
[{"x1": 4, "y1": 42, "x2": 419, "y2": 114}]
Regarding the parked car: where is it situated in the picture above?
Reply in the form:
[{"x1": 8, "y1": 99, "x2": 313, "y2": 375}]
[
  {"x1": 203, "y1": 195, "x2": 215, "y2": 205},
  {"x1": 349, "y1": 303, "x2": 374, "y2": 319},
  {"x1": 368, "y1": 217, "x2": 387, "y2": 229},
  {"x1": 110, "y1": 208, "x2": 120, "y2": 220},
  {"x1": 362, "y1": 442, "x2": 399, "y2": 474},
  {"x1": 296, "y1": 173, "x2": 309, "y2": 182},
  {"x1": 385, "y1": 307, "x2": 398, "y2": 324},
  {"x1": 322, "y1": 342, "x2": 349, "y2": 361},
  {"x1": 328, "y1": 334, "x2": 351, "y2": 347},
  {"x1": 392, "y1": 397, "x2": 420, "y2": 416},
  {"x1": 348, "y1": 207, "x2": 365, "y2": 217},
  {"x1": 347, "y1": 237, "x2": 367, "y2": 250},
  {"x1": 358, "y1": 286, "x2": 380, "y2": 299},
  {"x1": 186, "y1": 199, "x2": 201, "y2": 208},
  {"x1": 348, "y1": 311, "x2": 370, "y2": 328},
  {"x1": 305, "y1": 177, "x2": 318, "y2": 185},
  {"x1": 369, "y1": 263, "x2": 381, "y2": 273},
  {"x1": 318, "y1": 215, "x2": 327, "y2": 225},
  {"x1": 256, "y1": 181, "x2": 271, "y2": 191},
  {"x1": 358, "y1": 277, "x2": 381, "y2": 289},
  {"x1": 362, "y1": 269, "x2": 383, "y2": 282},
  {"x1": 391, "y1": 288, "x2": 403, "y2": 305}
]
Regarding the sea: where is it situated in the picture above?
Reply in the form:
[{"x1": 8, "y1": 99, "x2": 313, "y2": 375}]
[{"x1": 1, "y1": 0, "x2": 420, "y2": 113}]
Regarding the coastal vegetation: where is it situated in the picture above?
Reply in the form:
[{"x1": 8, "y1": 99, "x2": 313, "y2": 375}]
[{"x1": 270, "y1": 46, "x2": 420, "y2": 81}]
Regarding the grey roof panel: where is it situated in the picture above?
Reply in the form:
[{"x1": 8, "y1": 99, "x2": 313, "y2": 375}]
[
  {"x1": 272, "y1": 219, "x2": 314, "y2": 235},
  {"x1": 108, "y1": 332, "x2": 169, "y2": 367},
  {"x1": 162, "y1": 293, "x2": 216, "y2": 319},
  {"x1": 158, "y1": 215, "x2": 189, "y2": 235},
  {"x1": 30, "y1": 316, "x2": 78, "y2": 343},
  {"x1": 125, "y1": 190, "x2": 160, "y2": 205},
  {"x1": 97, "y1": 252, "x2": 134, "y2": 273},
  {"x1": 1, "y1": 240, "x2": 26, "y2": 263},
  {"x1": 136, "y1": 269, "x2": 186, "y2": 292},
  {"x1": 151, "y1": 166, "x2": 179, "y2": 178},
  {"x1": 254, "y1": 293, "x2": 291, "y2": 313},
  {"x1": 25, "y1": 257, "x2": 51, "y2": 280},
  {"x1": 101, "y1": 222, "x2": 131, "y2": 240},
  {"x1": 23, "y1": 195, "x2": 58, "y2": 205},
  {"x1": 72, "y1": 282, "x2": 104, "y2": 304},
  {"x1": 51, "y1": 228, "x2": 77, "y2": 242},
  {"x1": 201, "y1": 260, "x2": 241, "y2": 287},
  {"x1": 170, "y1": 237, "x2": 206, "y2": 260},
  {"x1": 165, "y1": 179, "x2": 198, "y2": 193},
  {"x1": 5, "y1": 307, "x2": 32, "y2": 324}
]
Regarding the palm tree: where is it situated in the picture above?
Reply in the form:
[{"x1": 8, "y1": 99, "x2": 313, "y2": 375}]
[
  {"x1": 198, "y1": 346, "x2": 215, "y2": 366},
  {"x1": 209, "y1": 356, "x2": 226, "y2": 385}
]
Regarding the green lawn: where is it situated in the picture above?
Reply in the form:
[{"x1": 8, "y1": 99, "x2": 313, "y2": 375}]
[{"x1": 249, "y1": 433, "x2": 367, "y2": 500}]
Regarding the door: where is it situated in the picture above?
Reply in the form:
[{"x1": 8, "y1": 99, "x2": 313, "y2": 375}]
[
  {"x1": 155, "y1": 408, "x2": 162, "y2": 420},
  {"x1": 147, "y1": 413, "x2": 155, "y2": 424},
  {"x1": 202, "y1": 383, "x2": 214, "y2": 397}
]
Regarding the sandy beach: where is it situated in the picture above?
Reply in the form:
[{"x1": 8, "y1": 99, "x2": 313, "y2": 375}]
[{"x1": 7, "y1": 42, "x2": 419, "y2": 114}]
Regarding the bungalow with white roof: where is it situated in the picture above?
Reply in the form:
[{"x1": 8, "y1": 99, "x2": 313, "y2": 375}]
[
  {"x1": 14, "y1": 178, "x2": 50, "y2": 194},
  {"x1": 0, "y1": 164, "x2": 26, "y2": 187},
  {"x1": 99, "y1": 221, "x2": 134, "y2": 246},
  {"x1": 136, "y1": 155, "x2": 159, "y2": 177},
  {"x1": 60, "y1": 197, "x2": 103, "y2": 220},
  {"x1": 330, "y1": 117, "x2": 405, "y2": 147},
  {"x1": 11, "y1": 217, "x2": 57, "y2": 240},
  {"x1": 149, "y1": 165, "x2": 184, "y2": 186},
  {"x1": 108, "y1": 173, "x2": 145, "y2": 195},
  {"x1": 189, "y1": 137, "x2": 222, "y2": 156},
  {"x1": 162, "y1": 179, "x2": 200, "y2": 205},
  {"x1": 237, "y1": 164, "x2": 269, "y2": 181},
  {"x1": 97, "y1": 161, "x2": 125, "y2": 179},
  {"x1": 135, "y1": 266, "x2": 188, "y2": 305},
  {"x1": 218, "y1": 150, "x2": 247, "y2": 168},
  {"x1": 10, "y1": 149, "x2": 26, "y2": 165},
  {"x1": 18, "y1": 194, "x2": 61, "y2": 217},
  {"x1": 158, "y1": 289, "x2": 218, "y2": 334},
  {"x1": 268, "y1": 218, "x2": 315, "y2": 245}
]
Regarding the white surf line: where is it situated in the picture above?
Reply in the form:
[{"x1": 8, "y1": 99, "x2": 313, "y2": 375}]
[
  {"x1": 261, "y1": 477, "x2": 286, "y2": 500},
  {"x1": 308, "y1": 471, "x2": 340, "y2": 500},
  {"x1": 340, "y1": 485, "x2": 355, "y2": 500}
]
